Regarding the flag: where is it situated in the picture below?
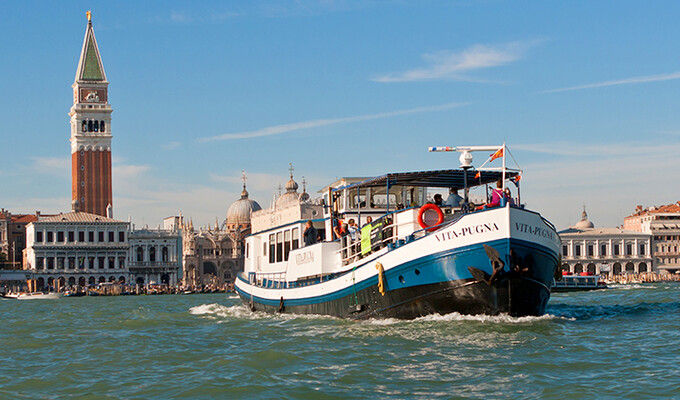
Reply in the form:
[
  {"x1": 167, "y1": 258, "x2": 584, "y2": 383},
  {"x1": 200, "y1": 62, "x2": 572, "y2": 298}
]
[
  {"x1": 489, "y1": 148, "x2": 504, "y2": 162},
  {"x1": 513, "y1": 174, "x2": 522, "y2": 183},
  {"x1": 474, "y1": 171, "x2": 480, "y2": 179}
]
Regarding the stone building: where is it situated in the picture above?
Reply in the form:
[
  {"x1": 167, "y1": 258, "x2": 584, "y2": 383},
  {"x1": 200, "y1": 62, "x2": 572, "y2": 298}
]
[
  {"x1": 624, "y1": 202, "x2": 680, "y2": 274},
  {"x1": 559, "y1": 208, "x2": 653, "y2": 275},
  {"x1": 0, "y1": 209, "x2": 44, "y2": 269},
  {"x1": 24, "y1": 211, "x2": 130, "y2": 289},
  {"x1": 182, "y1": 176, "x2": 261, "y2": 287},
  {"x1": 128, "y1": 217, "x2": 182, "y2": 286}
]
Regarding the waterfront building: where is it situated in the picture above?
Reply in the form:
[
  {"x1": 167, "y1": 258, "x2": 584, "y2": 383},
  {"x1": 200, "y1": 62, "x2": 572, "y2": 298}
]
[
  {"x1": 182, "y1": 175, "x2": 261, "y2": 287},
  {"x1": 128, "y1": 218, "x2": 182, "y2": 286},
  {"x1": 0, "y1": 209, "x2": 49, "y2": 269},
  {"x1": 24, "y1": 211, "x2": 130, "y2": 289},
  {"x1": 69, "y1": 13, "x2": 114, "y2": 216},
  {"x1": 559, "y1": 208, "x2": 653, "y2": 275},
  {"x1": 624, "y1": 202, "x2": 680, "y2": 274}
]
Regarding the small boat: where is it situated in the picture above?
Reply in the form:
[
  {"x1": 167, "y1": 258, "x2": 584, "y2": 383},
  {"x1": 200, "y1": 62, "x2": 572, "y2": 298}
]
[
  {"x1": 552, "y1": 273, "x2": 607, "y2": 292},
  {"x1": 3, "y1": 292, "x2": 63, "y2": 300},
  {"x1": 235, "y1": 144, "x2": 561, "y2": 319}
]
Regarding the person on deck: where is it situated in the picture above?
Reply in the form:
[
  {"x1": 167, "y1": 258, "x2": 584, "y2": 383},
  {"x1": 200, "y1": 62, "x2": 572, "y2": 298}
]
[
  {"x1": 303, "y1": 220, "x2": 318, "y2": 246},
  {"x1": 433, "y1": 194, "x2": 444, "y2": 206},
  {"x1": 446, "y1": 188, "x2": 464, "y2": 207},
  {"x1": 489, "y1": 180, "x2": 506, "y2": 207}
]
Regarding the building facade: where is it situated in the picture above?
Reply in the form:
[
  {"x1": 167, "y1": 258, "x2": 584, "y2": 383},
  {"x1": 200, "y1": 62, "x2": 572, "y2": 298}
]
[
  {"x1": 624, "y1": 202, "x2": 680, "y2": 274},
  {"x1": 559, "y1": 209, "x2": 653, "y2": 275},
  {"x1": 0, "y1": 209, "x2": 43, "y2": 269},
  {"x1": 128, "y1": 219, "x2": 182, "y2": 286},
  {"x1": 24, "y1": 212, "x2": 130, "y2": 289},
  {"x1": 69, "y1": 14, "x2": 113, "y2": 216}
]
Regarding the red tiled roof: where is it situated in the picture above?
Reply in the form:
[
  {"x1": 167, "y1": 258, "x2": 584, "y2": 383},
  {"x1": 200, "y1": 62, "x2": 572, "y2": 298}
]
[
  {"x1": 625, "y1": 201, "x2": 680, "y2": 218},
  {"x1": 12, "y1": 214, "x2": 38, "y2": 224}
]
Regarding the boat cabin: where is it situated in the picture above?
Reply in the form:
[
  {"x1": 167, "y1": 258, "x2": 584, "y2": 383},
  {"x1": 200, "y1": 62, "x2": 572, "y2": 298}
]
[{"x1": 243, "y1": 168, "x2": 520, "y2": 287}]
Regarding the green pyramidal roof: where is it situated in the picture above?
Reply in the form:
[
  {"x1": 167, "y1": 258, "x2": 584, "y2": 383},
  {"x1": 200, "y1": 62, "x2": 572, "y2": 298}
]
[
  {"x1": 76, "y1": 22, "x2": 107, "y2": 82},
  {"x1": 82, "y1": 36, "x2": 104, "y2": 80}
]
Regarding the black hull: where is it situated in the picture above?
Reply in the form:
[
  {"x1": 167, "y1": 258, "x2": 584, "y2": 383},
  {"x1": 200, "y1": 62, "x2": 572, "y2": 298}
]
[{"x1": 238, "y1": 275, "x2": 550, "y2": 320}]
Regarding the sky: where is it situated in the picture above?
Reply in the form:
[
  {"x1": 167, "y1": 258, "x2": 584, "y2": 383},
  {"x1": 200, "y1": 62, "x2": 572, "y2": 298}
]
[{"x1": 1, "y1": 0, "x2": 680, "y2": 230}]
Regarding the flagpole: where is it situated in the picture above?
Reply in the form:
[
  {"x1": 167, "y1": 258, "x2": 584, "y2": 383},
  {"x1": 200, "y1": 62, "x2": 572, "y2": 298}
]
[{"x1": 502, "y1": 142, "x2": 506, "y2": 192}]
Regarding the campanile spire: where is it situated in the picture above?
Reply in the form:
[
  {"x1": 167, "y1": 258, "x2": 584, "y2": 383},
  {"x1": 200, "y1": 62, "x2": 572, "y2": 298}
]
[{"x1": 68, "y1": 12, "x2": 113, "y2": 216}]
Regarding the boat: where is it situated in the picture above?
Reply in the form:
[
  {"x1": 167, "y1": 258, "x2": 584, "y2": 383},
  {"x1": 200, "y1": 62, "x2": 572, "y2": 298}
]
[
  {"x1": 552, "y1": 272, "x2": 607, "y2": 292},
  {"x1": 235, "y1": 144, "x2": 561, "y2": 319},
  {"x1": 2, "y1": 292, "x2": 63, "y2": 300}
]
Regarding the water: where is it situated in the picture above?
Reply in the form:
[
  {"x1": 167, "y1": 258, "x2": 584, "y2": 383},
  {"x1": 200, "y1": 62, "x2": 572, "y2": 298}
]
[{"x1": 1, "y1": 284, "x2": 679, "y2": 399}]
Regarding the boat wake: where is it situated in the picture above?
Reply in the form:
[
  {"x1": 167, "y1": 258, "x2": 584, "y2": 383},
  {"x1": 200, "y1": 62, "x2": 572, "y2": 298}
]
[
  {"x1": 362, "y1": 312, "x2": 565, "y2": 326},
  {"x1": 188, "y1": 303, "x2": 336, "y2": 322}
]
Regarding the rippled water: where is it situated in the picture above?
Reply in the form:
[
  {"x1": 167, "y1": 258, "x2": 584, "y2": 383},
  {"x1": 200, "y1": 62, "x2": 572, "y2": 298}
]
[{"x1": 1, "y1": 284, "x2": 679, "y2": 399}]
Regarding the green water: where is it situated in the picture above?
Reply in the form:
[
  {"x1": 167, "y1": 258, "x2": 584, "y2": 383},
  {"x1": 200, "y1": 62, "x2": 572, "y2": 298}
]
[{"x1": 1, "y1": 283, "x2": 679, "y2": 399}]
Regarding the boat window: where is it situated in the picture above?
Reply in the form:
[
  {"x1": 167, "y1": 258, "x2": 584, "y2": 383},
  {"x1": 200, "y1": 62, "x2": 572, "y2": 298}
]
[
  {"x1": 276, "y1": 232, "x2": 283, "y2": 263},
  {"x1": 371, "y1": 194, "x2": 397, "y2": 208},
  {"x1": 284, "y1": 230, "x2": 291, "y2": 261},
  {"x1": 245, "y1": 243, "x2": 249, "y2": 258},
  {"x1": 263, "y1": 242, "x2": 267, "y2": 256},
  {"x1": 292, "y1": 228, "x2": 299, "y2": 250},
  {"x1": 269, "y1": 234, "x2": 275, "y2": 263}
]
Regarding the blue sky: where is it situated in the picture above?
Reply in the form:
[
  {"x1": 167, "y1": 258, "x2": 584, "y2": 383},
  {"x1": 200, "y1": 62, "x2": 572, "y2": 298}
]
[{"x1": 1, "y1": 0, "x2": 680, "y2": 230}]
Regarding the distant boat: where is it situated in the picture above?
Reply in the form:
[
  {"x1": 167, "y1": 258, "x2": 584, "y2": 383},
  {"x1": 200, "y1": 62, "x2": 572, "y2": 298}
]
[
  {"x1": 2, "y1": 292, "x2": 63, "y2": 300},
  {"x1": 552, "y1": 273, "x2": 607, "y2": 292}
]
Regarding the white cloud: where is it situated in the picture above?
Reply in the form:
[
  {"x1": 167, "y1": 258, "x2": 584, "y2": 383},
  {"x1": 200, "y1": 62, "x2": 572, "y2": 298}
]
[
  {"x1": 161, "y1": 141, "x2": 181, "y2": 150},
  {"x1": 540, "y1": 71, "x2": 680, "y2": 94},
  {"x1": 31, "y1": 157, "x2": 69, "y2": 175},
  {"x1": 373, "y1": 41, "x2": 537, "y2": 83},
  {"x1": 199, "y1": 102, "x2": 469, "y2": 141}
]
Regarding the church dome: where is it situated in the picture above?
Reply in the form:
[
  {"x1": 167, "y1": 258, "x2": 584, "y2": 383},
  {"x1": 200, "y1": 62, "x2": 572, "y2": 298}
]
[
  {"x1": 574, "y1": 208, "x2": 594, "y2": 229},
  {"x1": 227, "y1": 175, "x2": 261, "y2": 224},
  {"x1": 276, "y1": 164, "x2": 301, "y2": 208}
]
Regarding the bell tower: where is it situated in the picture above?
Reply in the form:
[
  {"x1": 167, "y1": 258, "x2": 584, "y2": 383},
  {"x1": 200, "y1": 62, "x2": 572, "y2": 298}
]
[{"x1": 69, "y1": 11, "x2": 113, "y2": 216}]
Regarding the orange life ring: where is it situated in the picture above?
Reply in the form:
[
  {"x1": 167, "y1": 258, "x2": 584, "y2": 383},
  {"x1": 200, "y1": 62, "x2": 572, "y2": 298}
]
[{"x1": 418, "y1": 204, "x2": 444, "y2": 231}]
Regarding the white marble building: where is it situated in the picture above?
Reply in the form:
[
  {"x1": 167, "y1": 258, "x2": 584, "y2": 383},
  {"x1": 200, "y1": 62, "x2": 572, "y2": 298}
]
[
  {"x1": 559, "y1": 209, "x2": 653, "y2": 275},
  {"x1": 128, "y1": 218, "x2": 182, "y2": 286},
  {"x1": 24, "y1": 211, "x2": 130, "y2": 289}
]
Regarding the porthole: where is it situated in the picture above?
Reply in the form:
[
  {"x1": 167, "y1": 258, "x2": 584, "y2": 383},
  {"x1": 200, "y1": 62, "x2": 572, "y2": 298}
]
[
  {"x1": 414, "y1": 268, "x2": 421, "y2": 275},
  {"x1": 398, "y1": 275, "x2": 405, "y2": 284}
]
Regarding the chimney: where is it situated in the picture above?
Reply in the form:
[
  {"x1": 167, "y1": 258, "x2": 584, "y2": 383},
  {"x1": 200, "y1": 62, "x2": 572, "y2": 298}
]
[{"x1": 636, "y1": 205, "x2": 643, "y2": 213}]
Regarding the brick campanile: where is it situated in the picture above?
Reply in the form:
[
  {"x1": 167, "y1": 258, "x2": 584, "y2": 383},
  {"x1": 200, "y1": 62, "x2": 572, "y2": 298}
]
[{"x1": 68, "y1": 12, "x2": 113, "y2": 217}]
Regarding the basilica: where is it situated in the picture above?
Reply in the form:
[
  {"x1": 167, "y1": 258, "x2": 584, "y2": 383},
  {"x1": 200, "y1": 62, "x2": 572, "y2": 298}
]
[{"x1": 181, "y1": 175, "x2": 262, "y2": 287}]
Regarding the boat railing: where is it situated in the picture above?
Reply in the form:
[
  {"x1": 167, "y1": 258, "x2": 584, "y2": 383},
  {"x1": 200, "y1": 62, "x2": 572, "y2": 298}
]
[{"x1": 247, "y1": 271, "x2": 287, "y2": 289}]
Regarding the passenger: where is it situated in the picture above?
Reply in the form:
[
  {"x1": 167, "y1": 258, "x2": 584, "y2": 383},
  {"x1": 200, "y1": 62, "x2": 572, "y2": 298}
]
[
  {"x1": 332, "y1": 218, "x2": 345, "y2": 240},
  {"x1": 303, "y1": 220, "x2": 318, "y2": 246},
  {"x1": 433, "y1": 194, "x2": 444, "y2": 206},
  {"x1": 445, "y1": 188, "x2": 463, "y2": 207},
  {"x1": 365, "y1": 216, "x2": 373, "y2": 225},
  {"x1": 504, "y1": 187, "x2": 515, "y2": 205},
  {"x1": 347, "y1": 219, "x2": 360, "y2": 257},
  {"x1": 489, "y1": 180, "x2": 505, "y2": 207}
]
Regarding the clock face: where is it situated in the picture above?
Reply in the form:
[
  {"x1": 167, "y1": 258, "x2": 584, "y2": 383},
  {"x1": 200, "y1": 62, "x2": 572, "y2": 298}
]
[{"x1": 79, "y1": 88, "x2": 107, "y2": 103}]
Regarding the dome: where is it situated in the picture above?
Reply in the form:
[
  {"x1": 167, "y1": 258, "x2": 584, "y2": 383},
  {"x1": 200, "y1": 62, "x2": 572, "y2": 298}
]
[
  {"x1": 298, "y1": 177, "x2": 310, "y2": 202},
  {"x1": 574, "y1": 207, "x2": 594, "y2": 229},
  {"x1": 227, "y1": 177, "x2": 261, "y2": 224},
  {"x1": 276, "y1": 165, "x2": 301, "y2": 208}
]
